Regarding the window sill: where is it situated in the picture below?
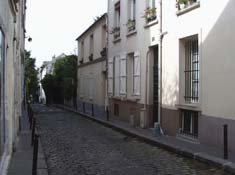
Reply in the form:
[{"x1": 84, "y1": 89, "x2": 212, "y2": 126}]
[
  {"x1": 144, "y1": 19, "x2": 159, "y2": 28},
  {"x1": 126, "y1": 30, "x2": 137, "y2": 37},
  {"x1": 113, "y1": 37, "x2": 121, "y2": 43},
  {"x1": 176, "y1": 103, "x2": 201, "y2": 111},
  {"x1": 176, "y1": 1, "x2": 200, "y2": 16}
]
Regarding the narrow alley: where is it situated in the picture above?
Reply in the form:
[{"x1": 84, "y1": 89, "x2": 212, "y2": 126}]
[{"x1": 32, "y1": 105, "x2": 231, "y2": 175}]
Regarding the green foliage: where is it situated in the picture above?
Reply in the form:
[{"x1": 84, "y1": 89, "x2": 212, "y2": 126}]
[
  {"x1": 178, "y1": 0, "x2": 188, "y2": 4},
  {"x1": 41, "y1": 54, "x2": 77, "y2": 104},
  {"x1": 41, "y1": 74, "x2": 57, "y2": 104},
  {"x1": 24, "y1": 50, "x2": 39, "y2": 102}
]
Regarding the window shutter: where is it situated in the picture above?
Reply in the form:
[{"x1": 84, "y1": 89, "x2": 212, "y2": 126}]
[
  {"x1": 133, "y1": 51, "x2": 141, "y2": 96},
  {"x1": 88, "y1": 74, "x2": 94, "y2": 99},
  {"x1": 108, "y1": 58, "x2": 114, "y2": 96},
  {"x1": 79, "y1": 75, "x2": 84, "y2": 97},
  {"x1": 114, "y1": 56, "x2": 120, "y2": 96},
  {"x1": 119, "y1": 55, "x2": 127, "y2": 95}
]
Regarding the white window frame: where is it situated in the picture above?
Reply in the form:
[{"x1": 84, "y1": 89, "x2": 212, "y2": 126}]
[
  {"x1": 114, "y1": 55, "x2": 120, "y2": 97},
  {"x1": 88, "y1": 74, "x2": 94, "y2": 100}
]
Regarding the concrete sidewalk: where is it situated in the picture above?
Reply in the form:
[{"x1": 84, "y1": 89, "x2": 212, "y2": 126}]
[
  {"x1": 56, "y1": 104, "x2": 235, "y2": 174},
  {"x1": 7, "y1": 111, "x2": 48, "y2": 175}
]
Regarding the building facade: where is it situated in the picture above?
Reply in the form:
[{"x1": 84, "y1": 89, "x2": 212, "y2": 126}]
[
  {"x1": 108, "y1": 0, "x2": 235, "y2": 153},
  {"x1": 0, "y1": 0, "x2": 26, "y2": 174},
  {"x1": 107, "y1": 0, "x2": 160, "y2": 128},
  {"x1": 77, "y1": 14, "x2": 107, "y2": 118},
  {"x1": 161, "y1": 0, "x2": 235, "y2": 153}
]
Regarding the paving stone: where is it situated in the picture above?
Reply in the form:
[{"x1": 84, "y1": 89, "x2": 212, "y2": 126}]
[{"x1": 32, "y1": 105, "x2": 232, "y2": 175}]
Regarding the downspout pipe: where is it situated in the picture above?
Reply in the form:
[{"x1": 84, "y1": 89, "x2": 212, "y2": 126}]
[
  {"x1": 159, "y1": 0, "x2": 163, "y2": 127},
  {"x1": 144, "y1": 50, "x2": 150, "y2": 110}
]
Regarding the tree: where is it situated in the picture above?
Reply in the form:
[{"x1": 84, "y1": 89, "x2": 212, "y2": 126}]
[
  {"x1": 53, "y1": 55, "x2": 77, "y2": 103},
  {"x1": 24, "y1": 50, "x2": 39, "y2": 103},
  {"x1": 41, "y1": 74, "x2": 57, "y2": 105},
  {"x1": 41, "y1": 54, "x2": 77, "y2": 105}
]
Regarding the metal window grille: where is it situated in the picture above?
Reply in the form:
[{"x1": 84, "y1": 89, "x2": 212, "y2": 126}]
[
  {"x1": 181, "y1": 110, "x2": 198, "y2": 138},
  {"x1": 184, "y1": 39, "x2": 199, "y2": 103}
]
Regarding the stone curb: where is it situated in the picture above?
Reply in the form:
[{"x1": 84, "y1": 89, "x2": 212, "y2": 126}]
[{"x1": 55, "y1": 105, "x2": 235, "y2": 174}]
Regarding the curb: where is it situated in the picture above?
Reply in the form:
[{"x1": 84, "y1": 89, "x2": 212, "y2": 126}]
[{"x1": 55, "y1": 104, "x2": 235, "y2": 174}]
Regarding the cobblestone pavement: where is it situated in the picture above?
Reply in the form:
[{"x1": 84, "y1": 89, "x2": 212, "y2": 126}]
[{"x1": 34, "y1": 105, "x2": 232, "y2": 175}]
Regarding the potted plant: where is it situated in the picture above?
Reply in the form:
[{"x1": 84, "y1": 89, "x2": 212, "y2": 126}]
[
  {"x1": 126, "y1": 19, "x2": 135, "y2": 32},
  {"x1": 143, "y1": 7, "x2": 157, "y2": 22},
  {"x1": 178, "y1": 0, "x2": 188, "y2": 9}
]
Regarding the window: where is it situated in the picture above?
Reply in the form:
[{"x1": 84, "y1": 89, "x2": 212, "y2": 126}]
[
  {"x1": 180, "y1": 110, "x2": 198, "y2": 138},
  {"x1": 127, "y1": 53, "x2": 134, "y2": 96},
  {"x1": 80, "y1": 41, "x2": 84, "y2": 60},
  {"x1": 89, "y1": 34, "x2": 94, "y2": 61},
  {"x1": 113, "y1": 1, "x2": 121, "y2": 39},
  {"x1": 114, "y1": 104, "x2": 119, "y2": 117},
  {"x1": 184, "y1": 37, "x2": 199, "y2": 103},
  {"x1": 101, "y1": 25, "x2": 106, "y2": 49},
  {"x1": 79, "y1": 75, "x2": 84, "y2": 97},
  {"x1": 127, "y1": 0, "x2": 136, "y2": 32},
  {"x1": 114, "y1": 56, "x2": 120, "y2": 96},
  {"x1": 88, "y1": 74, "x2": 94, "y2": 100},
  {"x1": 144, "y1": 0, "x2": 156, "y2": 23},
  {"x1": 108, "y1": 58, "x2": 114, "y2": 96}
]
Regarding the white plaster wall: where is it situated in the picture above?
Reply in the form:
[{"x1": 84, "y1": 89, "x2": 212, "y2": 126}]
[{"x1": 108, "y1": 0, "x2": 160, "y2": 105}]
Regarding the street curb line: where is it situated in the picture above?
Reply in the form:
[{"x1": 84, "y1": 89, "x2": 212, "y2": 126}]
[{"x1": 55, "y1": 104, "x2": 235, "y2": 174}]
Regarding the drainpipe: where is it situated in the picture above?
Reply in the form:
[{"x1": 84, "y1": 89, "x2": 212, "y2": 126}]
[
  {"x1": 144, "y1": 50, "x2": 150, "y2": 111},
  {"x1": 105, "y1": 3, "x2": 109, "y2": 115},
  {"x1": 159, "y1": 0, "x2": 163, "y2": 127}
]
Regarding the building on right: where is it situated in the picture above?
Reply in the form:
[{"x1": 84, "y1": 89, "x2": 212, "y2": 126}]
[
  {"x1": 107, "y1": 0, "x2": 235, "y2": 154},
  {"x1": 161, "y1": 0, "x2": 235, "y2": 152}
]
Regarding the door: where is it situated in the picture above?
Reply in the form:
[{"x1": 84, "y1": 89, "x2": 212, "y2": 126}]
[{"x1": 153, "y1": 46, "x2": 159, "y2": 124}]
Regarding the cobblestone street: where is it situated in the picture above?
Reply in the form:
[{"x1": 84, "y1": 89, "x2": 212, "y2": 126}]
[{"x1": 33, "y1": 105, "x2": 232, "y2": 175}]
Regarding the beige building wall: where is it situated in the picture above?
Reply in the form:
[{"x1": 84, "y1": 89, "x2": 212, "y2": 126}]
[
  {"x1": 0, "y1": 0, "x2": 26, "y2": 174},
  {"x1": 77, "y1": 14, "x2": 107, "y2": 117},
  {"x1": 160, "y1": 0, "x2": 235, "y2": 152}
]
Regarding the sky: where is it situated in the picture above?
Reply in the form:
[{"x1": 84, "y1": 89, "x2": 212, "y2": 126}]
[{"x1": 25, "y1": 0, "x2": 107, "y2": 67}]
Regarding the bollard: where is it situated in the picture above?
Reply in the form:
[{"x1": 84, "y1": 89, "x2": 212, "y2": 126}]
[
  {"x1": 106, "y1": 107, "x2": 109, "y2": 121},
  {"x1": 32, "y1": 134, "x2": 39, "y2": 175},
  {"x1": 91, "y1": 104, "x2": 94, "y2": 117},
  {"x1": 223, "y1": 124, "x2": 228, "y2": 159},
  {"x1": 31, "y1": 118, "x2": 36, "y2": 146}
]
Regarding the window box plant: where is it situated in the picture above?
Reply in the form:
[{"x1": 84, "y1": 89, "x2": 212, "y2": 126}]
[
  {"x1": 110, "y1": 27, "x2": 120, "y2": 39},
  {"x1": 126, "y1": 19, "x2": 135, "y2": 32},
  {"x1": 79, "y1": 58, "x2": 84, "y2": 64},
  {"x1": 100, "y1": 47, "x2": 107, "y2": 57},
  {"x1": 88, "y1": 54, "x2": 93, "y2": 61},
  {"x1": 143, "y1": 7, "x2": 157, "y2": 23}
]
